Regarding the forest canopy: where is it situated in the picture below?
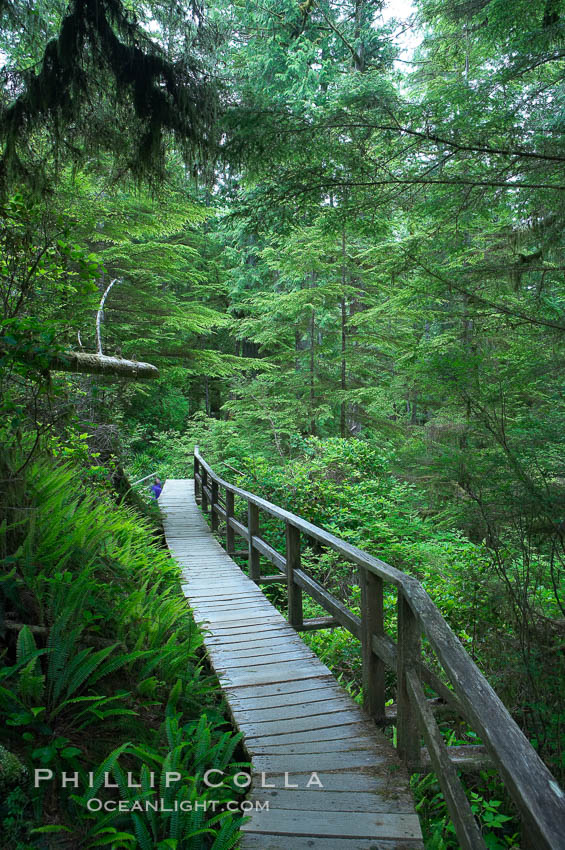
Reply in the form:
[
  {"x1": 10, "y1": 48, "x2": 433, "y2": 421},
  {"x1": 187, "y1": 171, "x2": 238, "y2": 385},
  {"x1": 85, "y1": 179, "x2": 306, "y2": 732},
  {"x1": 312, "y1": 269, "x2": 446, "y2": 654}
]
[{"x1": 1, "y1": 0, "x2": 565, "y2": 847}]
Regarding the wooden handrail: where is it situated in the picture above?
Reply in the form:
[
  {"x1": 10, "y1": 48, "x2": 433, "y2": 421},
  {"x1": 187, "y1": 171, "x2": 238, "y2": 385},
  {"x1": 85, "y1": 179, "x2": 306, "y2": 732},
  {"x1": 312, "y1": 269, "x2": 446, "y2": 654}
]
[{"x1": 193, "y1": 446, "x2": 565, "y2": 850}]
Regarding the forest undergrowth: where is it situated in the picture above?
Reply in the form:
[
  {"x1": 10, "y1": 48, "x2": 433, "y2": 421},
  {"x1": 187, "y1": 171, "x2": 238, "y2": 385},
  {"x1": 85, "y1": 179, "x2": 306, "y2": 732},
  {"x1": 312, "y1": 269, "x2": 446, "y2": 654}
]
[
  {"x1": 0, "y1": 452, "x2": 247, "y2": 850},
  {"x1": 128, "y1": 418, "x2": 565, "y2": 849}
]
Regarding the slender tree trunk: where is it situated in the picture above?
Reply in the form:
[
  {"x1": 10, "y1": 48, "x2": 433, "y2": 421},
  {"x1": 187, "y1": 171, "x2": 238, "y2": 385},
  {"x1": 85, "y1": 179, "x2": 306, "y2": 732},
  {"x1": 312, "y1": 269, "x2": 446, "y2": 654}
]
[
  {"x1": 310, "y1": 308, "x2": 316, "y2": 435},
  {"x1": 340, "y1": 226, "x2": 347, "y2": 438},
  {"x1": 353, "y1": 0, "x2": 366, "y2": 72}
]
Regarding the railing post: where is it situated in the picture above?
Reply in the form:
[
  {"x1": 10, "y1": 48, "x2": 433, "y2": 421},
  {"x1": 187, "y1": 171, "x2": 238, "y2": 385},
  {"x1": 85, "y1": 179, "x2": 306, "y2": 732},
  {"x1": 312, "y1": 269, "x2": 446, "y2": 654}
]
[
  {"x1": 194, "y1": 454, "x2": 200, "y2": 503},
  {"x1": 286, "y1": 522, "x2": 303, "y2": 629},
  {"x1": 211, "y1": 479, "x2": 219, "y2": 531},
  {"x1": 248, "y1": 501, "x2": 260, "y2": 582},
  {"x1": 201, "y1": 467, "x2": 208, "y2": 513},
  {"x1": 360, "y1": 568, "x2": 385, "y2": 722},
  {"x1": 226, "y1": 490, "x2": 235, "y2": 554},
  {"x1": 397, "y1": 589, "x2": 421, "y2": 770}
]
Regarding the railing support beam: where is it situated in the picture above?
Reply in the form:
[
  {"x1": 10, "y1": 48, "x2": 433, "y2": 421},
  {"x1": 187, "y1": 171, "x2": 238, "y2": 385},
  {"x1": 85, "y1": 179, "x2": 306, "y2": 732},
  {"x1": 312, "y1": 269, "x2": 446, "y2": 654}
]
[
  {"x1": 194, "y1": 456, "x2": 201, "y2": 502},
  {"x1": 286, "y1": 522, "x2": 303, "y2": 629},
  {"x1": 397, "y1": 591, "x2": 421, "y2": 770},
  {"x1": 226, "y1": 490, "x2": 235, "y2": 554},
  {"x1": 211, "y1": 480, "x2": 219, "y2": 531},
  {"x1": 248, "y1": 502, "x2": 260, "y2": 583},
  {"x1": 360, "y1": 570, "x2": 385, "y2": 722},
  {"x1": 201, "y1": 467, "x2": 208, "y2": 513}
]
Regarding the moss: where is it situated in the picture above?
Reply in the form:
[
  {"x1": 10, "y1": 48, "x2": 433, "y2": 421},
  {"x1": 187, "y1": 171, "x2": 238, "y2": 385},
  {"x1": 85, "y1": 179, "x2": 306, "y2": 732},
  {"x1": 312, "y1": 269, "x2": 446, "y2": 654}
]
[
  {"x1": 0, "y1": 0, "x2": 218, "y2": 187},
  {"x1": 0, "y1": 745, "x2": 28, "y2": 791}
]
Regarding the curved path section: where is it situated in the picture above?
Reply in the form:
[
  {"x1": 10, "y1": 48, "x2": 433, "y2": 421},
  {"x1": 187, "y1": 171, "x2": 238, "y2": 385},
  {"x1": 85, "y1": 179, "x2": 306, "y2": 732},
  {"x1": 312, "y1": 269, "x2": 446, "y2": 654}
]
[{"x1": 160, "y1": 478, "x2": 424, "y2": 849}]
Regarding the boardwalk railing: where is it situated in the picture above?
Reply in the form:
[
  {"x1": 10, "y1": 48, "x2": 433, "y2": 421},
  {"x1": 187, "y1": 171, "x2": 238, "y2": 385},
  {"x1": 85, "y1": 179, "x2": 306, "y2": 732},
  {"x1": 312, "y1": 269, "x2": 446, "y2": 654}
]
[{"x1": 193, "y1": 446, "x2": 565, "y2": 850}]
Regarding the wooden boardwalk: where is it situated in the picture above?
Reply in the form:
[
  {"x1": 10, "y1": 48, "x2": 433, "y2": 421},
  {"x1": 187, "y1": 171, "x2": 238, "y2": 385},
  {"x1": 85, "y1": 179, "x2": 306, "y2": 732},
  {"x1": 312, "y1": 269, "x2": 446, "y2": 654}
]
[{"x1": 160, "y1": 479, "x2": 424, "y2": 849}]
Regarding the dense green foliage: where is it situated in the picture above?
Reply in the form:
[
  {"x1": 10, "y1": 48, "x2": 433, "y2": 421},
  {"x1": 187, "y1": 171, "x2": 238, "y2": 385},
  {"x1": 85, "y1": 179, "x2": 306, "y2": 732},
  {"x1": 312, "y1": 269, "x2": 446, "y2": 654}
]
[
  {"x1": 2, "y1": 0, "x2": 565, "y2": 846},
  {"x1": 1, "y1": 459, "x2": 246, "y2": 849}
]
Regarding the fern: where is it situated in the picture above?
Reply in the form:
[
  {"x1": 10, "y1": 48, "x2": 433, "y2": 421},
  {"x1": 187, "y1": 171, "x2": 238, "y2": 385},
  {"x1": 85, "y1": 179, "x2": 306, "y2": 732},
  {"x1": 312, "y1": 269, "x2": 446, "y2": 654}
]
[{"x1": 1, "y1": 459, "x2": 244, "y2": 847}]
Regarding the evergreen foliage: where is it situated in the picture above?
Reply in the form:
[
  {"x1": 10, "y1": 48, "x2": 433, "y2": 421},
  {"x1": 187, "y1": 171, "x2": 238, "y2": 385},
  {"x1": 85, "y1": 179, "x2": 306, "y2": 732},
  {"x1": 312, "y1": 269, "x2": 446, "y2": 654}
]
[{"x1": 2, "y1": 0, "x2": 565, "y2": 845}]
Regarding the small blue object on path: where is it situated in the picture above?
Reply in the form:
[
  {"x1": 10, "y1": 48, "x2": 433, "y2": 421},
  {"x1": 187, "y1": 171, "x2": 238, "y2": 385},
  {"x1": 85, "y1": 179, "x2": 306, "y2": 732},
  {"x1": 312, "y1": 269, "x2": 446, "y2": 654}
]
[{"x1": 151, "y1": 480, "x2": 163, "y2": 499}]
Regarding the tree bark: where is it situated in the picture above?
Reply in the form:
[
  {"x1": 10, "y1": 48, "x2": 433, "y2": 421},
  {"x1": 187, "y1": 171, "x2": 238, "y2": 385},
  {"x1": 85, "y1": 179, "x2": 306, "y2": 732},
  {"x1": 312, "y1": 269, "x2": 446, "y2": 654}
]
[
  {"x1": 49, "y1": 351, "x2": 159, "y2": 379},
  {"x1": 310, "y1": 307, "x2": 316, "y2": 435},
  {"x1": 340, "y1": 226, "x2": 347, "y2": 438}
]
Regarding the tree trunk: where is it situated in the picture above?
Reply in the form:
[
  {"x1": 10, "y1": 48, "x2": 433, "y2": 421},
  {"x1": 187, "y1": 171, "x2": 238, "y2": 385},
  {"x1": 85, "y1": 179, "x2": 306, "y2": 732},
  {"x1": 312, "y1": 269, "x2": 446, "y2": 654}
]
[
  {"x1": 310, "y1": 308, "x2": 316, "y2": 435},
  {"x1": 340, "y1": 226, "x2": 347, "y2": 437},
  {"x1": 48, "y1": 351, "x2": 159, "y2": 379}
]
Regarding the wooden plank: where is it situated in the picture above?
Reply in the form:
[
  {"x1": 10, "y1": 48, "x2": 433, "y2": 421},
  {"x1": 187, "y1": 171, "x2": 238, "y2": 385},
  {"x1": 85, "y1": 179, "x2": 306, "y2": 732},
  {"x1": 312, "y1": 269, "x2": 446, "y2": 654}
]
[
  {"x1": 371, "y1": 633, "x2": 466, "y2": 717},
  {"x1": 250, "y1": 772, "x2": 401, "y2": 794},
  {"x1": 192, "y1": 602, "x2": 274, "y2": 616},
  {"x1": 246, "y1": 736, "x2": 381, "y2": 756},
  {"x1": 213, "y1": 645, "x2": 316, "y2": 665},
  {"x1": 219, "y1": 664, "x2": 334, "y2": 688},
  {"x1": 194, "y1": 616, "x2": 284, "y2": 630},
  {"x1": 190, "y1": 597, "x2": 267, "y2": 610},
  {"x1": 198, "y1": 615, "x2": 286, "y2": 628},
  {"x1": 240, "y1": 709, "x2": 367, "y2": 737},
  {"x1": 241, "y1": 809, "x2": 422, "y2": 839},
  {"x1": 214, "y1": 649, "x2": 318, "y2": 670},
  {"x1": 209, "y1": 643, "x2": 314, "y2": 662},
  {"x1": 205, "y1": 628, "x2": 298, "y2": 647},
  {"x1": 225, "y1": 676, "x2": 341, "y2": 700},
  {"x1": 183, "y1": 573, "x2": 251, "y2": 581},
  {"x1": 251, "y1": 751, "x2": 384, "y2": 773},
  {"x1": 231, "y1": 696, "x2": 355, "y2": 722},
  {"x1": 182, "y1": 577, "x2": 253, "y2": 586},
  {"x1": 183, "y1": 585, "x2": 253, "y2": 597},
  {"x1": 194, "y1": 604, "x2": 274, "y2": 617},
  {"x1": 244, "y1": 723, "x2": 377, "y2": 748},
  {"x1": 186, "y1": 591, "x2": 263, "y2": 601},
  {"x1": 420, "y1": 745, "x2": 494, "y2": 773},
  {"x1": 297, "y1": 616, "x2": 340, "y2": 631},
  {"x1": 205, "y1": 628, "x2": 298, "y2": 646},
  {"x1": 241, "y1": 835, "x2": 423, "y2": 850},
  {"x1": 213, "y1": 501, "x2": 226, "y2": 520},
  {"x1": 229, "y1": 686, "x2": 354, "y2": 711},
  {"x1": 200, "y1": 618, "x2": 292, "y2": 632},
  {"x1": 251, "y1": 788, "x2": 415, "y2": 813},
  {"x1": 193, "y1": 457, "x2": 200, "y2": 501}
]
